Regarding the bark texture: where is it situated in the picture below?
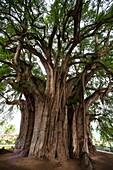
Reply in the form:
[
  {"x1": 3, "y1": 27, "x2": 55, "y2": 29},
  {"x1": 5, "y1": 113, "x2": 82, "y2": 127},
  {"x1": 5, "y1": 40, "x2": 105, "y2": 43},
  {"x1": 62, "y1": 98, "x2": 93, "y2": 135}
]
[
  {"x1": 14, "y1": 70, "x2": 96, "y2": 164},
  {"x1": 29, "y1": 87, "x2": 69, "y2": 160},
  {"x1": 15, "y1": 97, "x2": 35, "y2": 156}
]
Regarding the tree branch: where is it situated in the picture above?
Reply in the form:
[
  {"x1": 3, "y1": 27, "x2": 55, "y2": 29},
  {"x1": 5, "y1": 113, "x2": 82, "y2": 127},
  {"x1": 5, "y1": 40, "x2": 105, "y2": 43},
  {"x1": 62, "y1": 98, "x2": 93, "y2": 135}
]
[
  {"x1": 23, "y1": 44, "x2": 49, "y2": 73},
  {"x1": 13, "y1": 41, "x2": 22, "y2": 65},
  {"x1": 85, "y1": 85, "x2": 113, "y2": 112},
  {"x1": 81, "y1": 15, "x2": 113, "y2": 41},
  {"x1": 0, "y1": 59, "x2": 14, "y2": 68}
]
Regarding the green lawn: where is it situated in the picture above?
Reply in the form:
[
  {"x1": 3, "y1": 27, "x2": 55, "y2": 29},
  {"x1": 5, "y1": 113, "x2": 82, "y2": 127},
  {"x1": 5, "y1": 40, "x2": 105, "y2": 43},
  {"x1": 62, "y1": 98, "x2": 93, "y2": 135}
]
[{"x1": 0, "y1": 145, "x2": 14, "y2": 150}]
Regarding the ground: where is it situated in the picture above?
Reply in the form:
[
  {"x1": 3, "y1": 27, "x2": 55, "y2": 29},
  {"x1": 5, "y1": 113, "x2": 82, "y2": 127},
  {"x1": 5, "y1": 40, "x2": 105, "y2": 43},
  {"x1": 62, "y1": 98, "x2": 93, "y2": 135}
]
[
  {"x1": 92, "y1": 151, "x2": 113, "y2": 170},
  {"x1": 0, "y1": 149, "x2": 113, "y2": 170}
]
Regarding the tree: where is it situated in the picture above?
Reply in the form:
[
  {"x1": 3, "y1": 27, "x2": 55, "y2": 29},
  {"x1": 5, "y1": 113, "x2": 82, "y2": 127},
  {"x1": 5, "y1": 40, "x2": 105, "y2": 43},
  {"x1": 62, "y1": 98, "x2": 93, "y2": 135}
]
[
  {"x1": 0, "y1": 0, "x2": 113, "y2": 168},
  {"x1": 4, "y1": 124, "x2": 16, "y2": 134},
  {"x1": 0, "y1": 99, "x2": 16, "y2": 133}
]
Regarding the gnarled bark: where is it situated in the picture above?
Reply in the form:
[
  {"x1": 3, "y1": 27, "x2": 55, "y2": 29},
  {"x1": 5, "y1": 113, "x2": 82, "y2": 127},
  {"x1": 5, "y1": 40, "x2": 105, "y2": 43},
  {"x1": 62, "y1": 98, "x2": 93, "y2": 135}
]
[
  {"x1": 29, "y1": 89, "x2": 69, "y2": 160},
  {"x1": 15, "y1": 96, "x2": 35, "y2": 156}
]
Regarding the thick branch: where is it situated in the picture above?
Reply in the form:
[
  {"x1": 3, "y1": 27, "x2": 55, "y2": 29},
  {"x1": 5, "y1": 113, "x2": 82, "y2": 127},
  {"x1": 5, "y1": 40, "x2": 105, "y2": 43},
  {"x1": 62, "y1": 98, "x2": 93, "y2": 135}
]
[
  {"x1": 71, "y1": 0, "x2": 83, "y2": 39},
  {"x1": 49, "y1": 26, "x2": 57, "y2": 50},
  {"x1": 95, "y1": 61, "x2": 113, "y2": 77},
  {"x1": 6, "y1": 99, "x2": 22, "y2": 105},
  {"x1": 27, "y1": 32, "x2": 48, "y2": 55},
  {"x1": 23, "y1": 44, "x2": 48, "y2": 73},
  {"x1": 81, "y1": 16, "x2": 113, "y2": 41},
  {"x1": 0, "y1": 74, "x2": 16, "y2": 83},
  {"x1": 5, "y1": 96, "x2": 27, "y2": 107},
  {"x1": 0, "y1": 59, "x2": 13, "y2": 67},
  {"x1": 85, "y1": 85, "x2": 113, "y2": 112},
  {"x1": 13, "y1": 41, "x2": 22, "y2": 65}
]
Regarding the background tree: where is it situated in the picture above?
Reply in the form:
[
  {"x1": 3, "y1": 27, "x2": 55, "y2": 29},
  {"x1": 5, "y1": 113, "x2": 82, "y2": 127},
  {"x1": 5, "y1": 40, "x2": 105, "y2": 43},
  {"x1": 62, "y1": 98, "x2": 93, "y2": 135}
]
[
  {"x1": 3, "y1": 124, "x2": 16, "y2": 134},
  {"x1": 0, "y1": 0, "x2": 113, "y2": 168},
  {"x1": 90, "y1": 96, "x2": 113, "y2": 146}
]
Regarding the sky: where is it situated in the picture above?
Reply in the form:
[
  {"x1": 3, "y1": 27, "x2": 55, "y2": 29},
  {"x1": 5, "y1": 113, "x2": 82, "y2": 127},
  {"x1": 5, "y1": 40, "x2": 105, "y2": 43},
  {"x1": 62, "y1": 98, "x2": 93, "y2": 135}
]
[{"x1": 11, "y1": 111, "x2": 21, "y2": 134}]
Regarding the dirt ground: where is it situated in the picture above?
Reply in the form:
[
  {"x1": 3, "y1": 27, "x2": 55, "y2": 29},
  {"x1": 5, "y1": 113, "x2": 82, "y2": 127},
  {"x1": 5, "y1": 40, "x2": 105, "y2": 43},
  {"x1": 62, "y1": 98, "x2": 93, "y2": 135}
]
[
  {"x1": 0, "y1": 149, "x2": 113, "y2": 170},
  {"x1": 92, "y1": 151, "x2": 113, "y2": 170}
]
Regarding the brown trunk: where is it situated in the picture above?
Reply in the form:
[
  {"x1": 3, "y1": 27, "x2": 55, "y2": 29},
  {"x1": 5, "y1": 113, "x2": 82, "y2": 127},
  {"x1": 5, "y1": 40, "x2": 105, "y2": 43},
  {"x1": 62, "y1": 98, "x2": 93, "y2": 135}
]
[
  {"x1": 15, "y1": 96, "x2": 35, "y2": 156},
  {"x1": 29, "y1": 96, "x2": 49, "y2": 158},
  {"x1": 86, "y1": 114, "x2": 96, "y2": 155},
  {"x1": 71, "y1": 104, "x2": 88, "y2": 158},
  {"x1": 70, "y1": 103, "x2": 94, "y2": 169},
  {"x1": 29, "y1": 94, "x2": 69, "y2": 159},
  {"x1": 29, "y1": 82, "x2": 69, "y2": 160},
  {"x1": 14, "y1": 71, "x2": 95, "y2": 164}
]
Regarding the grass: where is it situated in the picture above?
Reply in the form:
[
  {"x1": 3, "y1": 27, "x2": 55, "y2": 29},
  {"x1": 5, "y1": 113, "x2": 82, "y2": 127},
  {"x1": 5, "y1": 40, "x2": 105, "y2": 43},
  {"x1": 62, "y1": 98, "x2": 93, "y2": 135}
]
[{"x1": 0, "y1": 145, "x2": 14, "y2": 150}]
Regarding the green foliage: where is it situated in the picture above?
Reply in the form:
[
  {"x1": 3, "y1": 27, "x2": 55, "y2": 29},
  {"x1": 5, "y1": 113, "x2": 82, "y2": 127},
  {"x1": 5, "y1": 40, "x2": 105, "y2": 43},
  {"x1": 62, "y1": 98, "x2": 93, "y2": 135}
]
[
  {"x1": 0, "y1": 64, "x2": 12, "y2": 77},
  {"x1": 0, "y1": 81, "x2": 7, "y2": 93},
  {"x1": 46, "y1": 0, "x2": 73, "y2": 25},
  {"x1": 0, "y1": 117, "x2": 17, "y2": 145},
  {"x1": 90, "y1": 96, "x2": 113, "y2": 145},
  {"x1": 0, "y1": 120, "x2": 5, "y2": 126},
  {"x1": 3, "y1": 124, "x2": 16, "y2": 134},
  {"x1": 0, "y1": 47, "x2": 13, "y2": 60},
  {"x1": 100, "y1": 57, "x2": 113, "y2": 72},
  {"x1": 0, "y1": 36, "x2": 8, "y2": 44}
]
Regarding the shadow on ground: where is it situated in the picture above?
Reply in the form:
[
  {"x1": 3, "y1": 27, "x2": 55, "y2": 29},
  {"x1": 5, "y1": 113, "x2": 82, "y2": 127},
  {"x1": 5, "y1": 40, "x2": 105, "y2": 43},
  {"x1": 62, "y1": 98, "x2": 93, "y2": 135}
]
[{"x1": 0, "y1": 148, "x2": 113, "y2": 170}]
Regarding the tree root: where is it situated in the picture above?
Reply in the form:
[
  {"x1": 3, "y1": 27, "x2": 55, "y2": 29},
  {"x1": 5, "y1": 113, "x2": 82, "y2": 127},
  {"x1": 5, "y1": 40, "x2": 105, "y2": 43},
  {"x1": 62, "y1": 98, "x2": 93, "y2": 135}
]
[{"x1": 81, "y1": 152, "x2": 94, "y2": 170}]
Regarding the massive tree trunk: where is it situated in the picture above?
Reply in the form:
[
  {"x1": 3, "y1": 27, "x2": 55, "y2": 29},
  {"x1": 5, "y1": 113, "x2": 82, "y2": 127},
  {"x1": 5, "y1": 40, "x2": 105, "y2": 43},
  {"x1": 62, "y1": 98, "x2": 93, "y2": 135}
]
[
  {"x1": 13, "y1": 65, "x2": 98, "y2": 167},
  {"x1": 14, "y1": 72, "x2": 95, "y2": 163},
  {"x1": 15, "y1": 94, "x2": 35, "y2": 156},
  {"x1": 29, "y1": 81, "x2": 69, "y2": 160}
]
